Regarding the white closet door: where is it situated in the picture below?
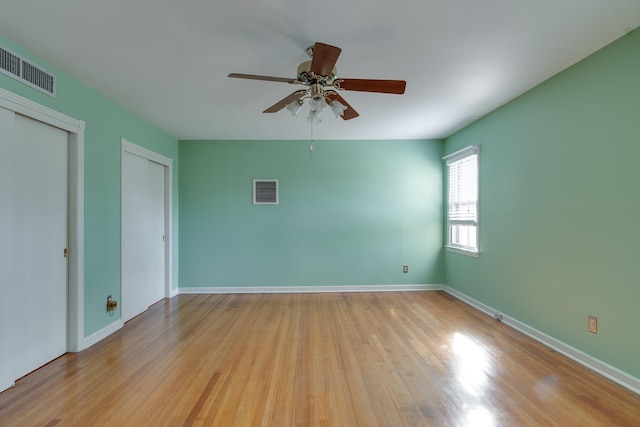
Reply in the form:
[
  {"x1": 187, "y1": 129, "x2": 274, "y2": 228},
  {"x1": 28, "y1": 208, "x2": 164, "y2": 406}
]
[
  {"x1": 122, "y1": 151, "x2": 150, "y2": 322},
  {"x1": 0, "y1": 108, "x2": 68, "y2": 391},
  {"x1": 121, "y1": 152, "x2": 165, "y2": 323},
  {"x1": 0, "y1": 106, "x2": 17, "y2": 392}
]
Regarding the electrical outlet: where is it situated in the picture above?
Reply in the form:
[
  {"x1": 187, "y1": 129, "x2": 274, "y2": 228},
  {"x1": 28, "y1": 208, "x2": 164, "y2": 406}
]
[
  {"x1": 588, "y1": 315, "x2": 597, "y2": 334},
  {"x1": 403, "y1": 265, "x2": 408, "y2": 273},
  {"x1": 106, "y1": 295, "x2": 118, "y2": 312}
]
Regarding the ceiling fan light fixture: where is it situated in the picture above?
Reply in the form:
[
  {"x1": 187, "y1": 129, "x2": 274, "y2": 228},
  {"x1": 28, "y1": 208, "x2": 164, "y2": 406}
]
[
  {"x1": 329, "y1": 99, "x2": 347, "y2": 118},
  {"x1": 309, "y1": 96, "x2": 325, "y2": 112},
  {"x1": 306, "y1": 108, "x2": 322, "y2": 124},
  {"x1": 285, "y1": 99, "x2": 303, "y2": 117}
]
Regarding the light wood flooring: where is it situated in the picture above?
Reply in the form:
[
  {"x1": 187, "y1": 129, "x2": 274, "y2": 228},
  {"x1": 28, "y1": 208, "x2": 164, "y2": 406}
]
[{"x1": 1, "y1": 291, "x2": 639, "y2": 426}]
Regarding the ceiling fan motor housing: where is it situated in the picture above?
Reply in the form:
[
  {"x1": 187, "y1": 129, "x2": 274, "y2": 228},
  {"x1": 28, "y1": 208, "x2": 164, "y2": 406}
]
[{"x1": 297, "y1": 60, "x2": 337, "y2": 86}]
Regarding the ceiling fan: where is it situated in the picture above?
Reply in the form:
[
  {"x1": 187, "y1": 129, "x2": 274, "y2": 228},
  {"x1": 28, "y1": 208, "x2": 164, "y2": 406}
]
[{"x1": 228, "y1": 42, "x2": 406, "y2": 121}]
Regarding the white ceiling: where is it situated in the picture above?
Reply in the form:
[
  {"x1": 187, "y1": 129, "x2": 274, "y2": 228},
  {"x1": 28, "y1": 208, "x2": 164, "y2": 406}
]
[{"x1": 1, "y1": 0, "x2": 639, "y2": 141}]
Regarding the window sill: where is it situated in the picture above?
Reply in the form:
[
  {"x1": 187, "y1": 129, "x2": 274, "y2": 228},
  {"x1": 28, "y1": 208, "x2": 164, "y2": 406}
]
[{"x1": 446, "y1": 246, "x2": 480, "y2": 258}]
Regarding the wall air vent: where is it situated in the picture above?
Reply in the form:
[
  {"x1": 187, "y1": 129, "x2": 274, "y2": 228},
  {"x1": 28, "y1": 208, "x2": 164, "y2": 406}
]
[
  {"x1": 0, "y1": 45, "x2": 56, "y2": 97},
  {"x1": 253, "y1": 179, "x2": 278, "y2": 204}
]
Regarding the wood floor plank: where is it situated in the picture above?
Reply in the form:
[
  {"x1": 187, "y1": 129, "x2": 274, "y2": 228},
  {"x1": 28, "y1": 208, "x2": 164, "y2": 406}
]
[{"x1": 1, "y1": 291, "x2": 639, "y2": 426}]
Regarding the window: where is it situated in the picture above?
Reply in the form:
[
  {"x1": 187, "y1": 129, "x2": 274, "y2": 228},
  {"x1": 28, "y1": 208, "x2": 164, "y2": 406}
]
[{"x1": 445, "y1": 145, "x2": 479, "y2": 255}]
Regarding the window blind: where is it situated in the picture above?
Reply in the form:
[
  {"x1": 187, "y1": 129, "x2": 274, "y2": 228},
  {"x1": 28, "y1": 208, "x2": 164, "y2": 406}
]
[{"x1": 447, "y1": 148, "x2": 478, "y2": 226}]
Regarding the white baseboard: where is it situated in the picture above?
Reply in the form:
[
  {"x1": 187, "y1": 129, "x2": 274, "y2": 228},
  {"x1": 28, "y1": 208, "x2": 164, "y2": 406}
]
[
  {"x1": 169, "y1": 287, "x2": 179, "y2": 298},
  {"x1": 443, "y1": 286, "x2": 640, "y2": 396},
  {"x1": 82, "y1": 318, "x2": 123, "y2": 350},
  {"x1": 178, "y1": 284, "x2": 443, "y2": 294}
]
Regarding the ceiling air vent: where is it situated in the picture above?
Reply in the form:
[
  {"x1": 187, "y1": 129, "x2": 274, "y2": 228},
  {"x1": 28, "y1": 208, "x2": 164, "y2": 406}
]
[
  {"x1": 253, "y1": 179, "x2": 278, "y2": 205},
  {"x1": 0, "y1": 45, "x2": 56, "y2": 97}
]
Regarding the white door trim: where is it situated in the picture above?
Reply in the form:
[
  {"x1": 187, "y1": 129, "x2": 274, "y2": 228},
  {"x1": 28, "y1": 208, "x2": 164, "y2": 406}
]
[
  {"x1": 121, "y1": 138, "x2": 173, "y2": 299},
  {"x1": 0, "y1": 87, "x2": 85, "y2": 352}
]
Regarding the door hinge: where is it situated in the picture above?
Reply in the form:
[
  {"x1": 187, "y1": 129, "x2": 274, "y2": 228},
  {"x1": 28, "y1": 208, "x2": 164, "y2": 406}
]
[{"x1": 64, "y1": 248, "x2": 68, "y2": 258}]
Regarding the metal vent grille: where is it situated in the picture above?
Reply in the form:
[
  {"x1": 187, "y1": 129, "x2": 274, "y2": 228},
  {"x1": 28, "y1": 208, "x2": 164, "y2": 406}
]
[
  {"x1": 22, "y1": 61, "x2": 55, "y2": 95},
  {"x1": 0, "y1": 48, "x2": 20, "y2": 77},
  {"x1": 0, "y1": 45, "x2": 56, "y2": 97},
  {"x1": 253, "y1": 180, "x2": 278, "y2": 204}
]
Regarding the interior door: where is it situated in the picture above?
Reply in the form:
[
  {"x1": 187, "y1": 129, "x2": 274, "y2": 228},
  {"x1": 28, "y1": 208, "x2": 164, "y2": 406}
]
[
  {"x1": 0, "y1": 107, "x2": 68, "y2": 391},
  {"x1": 121, "y1": 152, "x2": 165, "y2": 322},
  {"x1": 0, "y1": 106, "x2": 16, "y2": 391}
]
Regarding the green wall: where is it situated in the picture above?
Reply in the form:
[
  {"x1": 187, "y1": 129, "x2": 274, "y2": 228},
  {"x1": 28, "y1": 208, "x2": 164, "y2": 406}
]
[
  {"x1": 444, "y1": 29, "x2": 640, "y2": 378},
  {"x1": 179, "y1": 139, "x2": 444, "y2": 288},
  {"x1": 0, "y1": 34, "x2": 179, "y2": 337}
]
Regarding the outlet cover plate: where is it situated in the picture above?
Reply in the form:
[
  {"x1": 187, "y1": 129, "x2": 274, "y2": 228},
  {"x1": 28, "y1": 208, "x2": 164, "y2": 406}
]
[{"x1": 588, "y1": 315, "x2": 598, "y2": 334}]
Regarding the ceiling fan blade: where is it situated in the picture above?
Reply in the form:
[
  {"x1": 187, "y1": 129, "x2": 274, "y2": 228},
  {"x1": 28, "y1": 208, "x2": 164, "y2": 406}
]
[
  {"x1": 325, "y1": 92, "x2": 359, "y2": 120},
  {"x1": 228, "y1": 73, "x2": 297, "y2": 84},
  {"x1": 310, "y1": 42, "x2": 342, "y2": 76},
  {"x1": 263, "y1": 90, "x2": 307, "y2": 113},
  {"x1": 338, "y1": 79, "x2": 406, "y2": 94}
]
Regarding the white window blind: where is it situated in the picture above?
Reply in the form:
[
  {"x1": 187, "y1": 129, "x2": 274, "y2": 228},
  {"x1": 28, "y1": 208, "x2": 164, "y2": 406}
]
[
  {"x1": 445, "y1": 145, "x2": 479, "y2": 253},
  {"x1": 448, "y1": 152, "x2": 478, "y2": 225}
]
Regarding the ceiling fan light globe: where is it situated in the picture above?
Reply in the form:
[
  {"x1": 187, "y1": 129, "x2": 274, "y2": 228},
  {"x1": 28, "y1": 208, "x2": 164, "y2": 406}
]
[
  {"x1": 285, "y1": 100, "x2": 303, "y2": 117},
  {"x1": 306, "y1": 109, "x2": 322, "y2": 124},
  {"x1": 329, "y1": 100, "x2": 347, "y2": 118},
  {"x1": 310, "y1": 96, "x2": 326, "y2": 112}
]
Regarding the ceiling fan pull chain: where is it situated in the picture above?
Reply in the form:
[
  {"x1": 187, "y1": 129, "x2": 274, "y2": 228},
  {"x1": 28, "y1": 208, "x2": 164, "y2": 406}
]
[{"x1": 309, "y1": 122, "x2": 315, "y2": 160}]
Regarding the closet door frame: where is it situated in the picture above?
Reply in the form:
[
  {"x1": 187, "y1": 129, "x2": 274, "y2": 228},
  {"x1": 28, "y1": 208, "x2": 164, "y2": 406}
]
[{"x1": 0, "y1": 87, "x2": 85, "y2": 352}]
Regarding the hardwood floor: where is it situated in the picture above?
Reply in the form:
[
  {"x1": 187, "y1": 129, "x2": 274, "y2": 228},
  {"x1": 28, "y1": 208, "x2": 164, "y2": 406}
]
[{"x1": 1, "y1": 291, "x2": 639, "y2": 426}]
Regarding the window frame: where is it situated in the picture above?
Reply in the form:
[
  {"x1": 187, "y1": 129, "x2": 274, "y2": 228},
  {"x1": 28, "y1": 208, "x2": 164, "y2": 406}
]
[{"x1": 444, "y1": 145, "x2": 479, "y2": 257}]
